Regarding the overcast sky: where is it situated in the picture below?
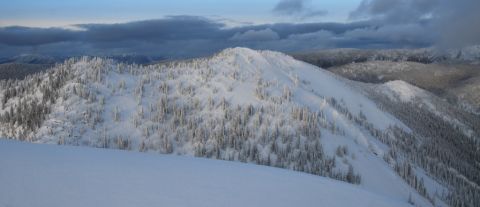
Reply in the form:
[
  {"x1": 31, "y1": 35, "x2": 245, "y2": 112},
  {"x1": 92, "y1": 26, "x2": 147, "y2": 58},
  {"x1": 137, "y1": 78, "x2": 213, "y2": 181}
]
[
  {"x1": 0, "y1": 0, "x2": 479, "y2": 58},
  {"x1": 0, "y1": 0, "x2": 361, "y2": 27}
]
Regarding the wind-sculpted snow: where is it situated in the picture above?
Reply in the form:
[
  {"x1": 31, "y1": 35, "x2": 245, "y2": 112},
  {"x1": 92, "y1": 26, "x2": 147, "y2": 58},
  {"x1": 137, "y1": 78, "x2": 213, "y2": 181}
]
[{"x1": 2, "y1": 47, "x2": 472, "y2": 206}]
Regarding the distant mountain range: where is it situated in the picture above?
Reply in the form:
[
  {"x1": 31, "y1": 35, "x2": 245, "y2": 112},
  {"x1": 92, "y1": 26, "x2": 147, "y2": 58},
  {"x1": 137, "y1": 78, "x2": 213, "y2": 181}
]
[
  {"x1": 0, "y1": 54, "x2": 165, "y2": 65},
  {"x1": 0, "y1": 54, "x2": 165, "y2": 80},
  {"x1": 291, "y1": 46, "x2": 480, "y2": 114},
  {"x1": 292, "y1": 46, "x2": 480, "y2": 68},
  {"x1": 0, "y1": 54, "x2": 59, "y2": 65}
]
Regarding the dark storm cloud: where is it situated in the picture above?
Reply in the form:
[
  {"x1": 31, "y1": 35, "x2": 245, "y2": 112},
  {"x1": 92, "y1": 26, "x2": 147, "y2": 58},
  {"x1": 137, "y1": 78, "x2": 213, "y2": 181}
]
[
  {"x1": 0, "y1": 15, "x2": 434, "y2": 58},
  {"x1": 0, "y1": 16, "x2": 229, "y2": 47},
  {"x1": 272, "y1": 0, "x2": 327, "y2": 19},
  {"x1": 350, "y1": 0, "x2": 480, "y2": 47},
  {"x1": 342, "y1": 24, "x2": 434, "y2": 48},
  {"x1": 435, "y1": 0, "x2": 480, "y2": 48},
  {"x1": 229, "y1": 21, "x2": 370, "y2": 39},
  {"x1": 349, "y1": 0, "x2": 438, "y2": 24},
  {"x1": 79, "y1": 16, "x2": 227, "y2": 43},
  {"x1": 0, "y1": 26, "x2": 78, "y2": 46}
]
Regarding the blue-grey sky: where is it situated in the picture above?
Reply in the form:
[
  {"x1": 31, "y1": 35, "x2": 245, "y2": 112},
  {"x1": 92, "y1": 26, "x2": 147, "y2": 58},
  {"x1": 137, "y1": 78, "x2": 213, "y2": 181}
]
[
  {"x1": 0, "y1": 0, "x2": 360, "y2": 27},
  {"x1": 0, "y1": 0, "x2": 479, "y2": 58}
]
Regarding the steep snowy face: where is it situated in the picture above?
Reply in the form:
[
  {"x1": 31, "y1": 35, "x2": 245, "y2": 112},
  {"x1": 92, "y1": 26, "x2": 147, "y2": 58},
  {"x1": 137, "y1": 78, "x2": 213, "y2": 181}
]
[
  {"x1": 211, "y1": 48, "x2": 404, "y2": 129},
  {"x1": 37, "y1": 47, "x2": 408, "y2": 157},
  {"x1": 0, "y1": 48, "x2": 438, "y2": 206}
]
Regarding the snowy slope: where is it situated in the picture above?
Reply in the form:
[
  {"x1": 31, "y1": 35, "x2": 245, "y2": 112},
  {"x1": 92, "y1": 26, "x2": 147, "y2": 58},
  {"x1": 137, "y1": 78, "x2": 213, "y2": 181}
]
[
  {"x1": 35, "y1": 48, "x2": 406, "y2": 144},
  {"x1": 374, "y1": 80, "x2": 477, "y2": 138},
  {"x1": 0, "y1": 48, "x2": 443, "y2": 206},
  {"x1": 0, "y1": 140, "x2": 415, "y2": 207},
  {"x1": 380, "y1": 80, "x2": 433, "y2": 103}
]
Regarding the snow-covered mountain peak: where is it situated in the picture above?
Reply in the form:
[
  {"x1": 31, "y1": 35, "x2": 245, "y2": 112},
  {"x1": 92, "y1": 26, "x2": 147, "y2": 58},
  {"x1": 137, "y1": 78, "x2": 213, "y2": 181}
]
[
  {"x1": 1, "y1": 48, "x2": 459, "y2": 207},
  {"x1": 206, "y1": 47, "x2": 404, "y2": 131},
  {"x1": 217, "y1": 47, "x2": 263, "y2": 57},
  {"x1": 211, "y1": 47, "x2": 296, "y2": 78},
  {"x1": 216, "y1": 47, "x2": 284, "y2": 60}
]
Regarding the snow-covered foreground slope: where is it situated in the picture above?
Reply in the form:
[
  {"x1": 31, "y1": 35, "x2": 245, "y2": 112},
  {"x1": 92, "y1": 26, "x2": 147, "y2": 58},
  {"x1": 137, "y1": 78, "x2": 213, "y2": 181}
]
[{"x1": 0, "y1": 140, "x2": 411, "y2": 207}]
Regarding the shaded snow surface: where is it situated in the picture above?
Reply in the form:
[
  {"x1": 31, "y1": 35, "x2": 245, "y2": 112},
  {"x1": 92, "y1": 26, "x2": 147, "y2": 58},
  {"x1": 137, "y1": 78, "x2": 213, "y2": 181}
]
[{"x1": 0, "y1": 140, "x2": 412, "y2": 207}]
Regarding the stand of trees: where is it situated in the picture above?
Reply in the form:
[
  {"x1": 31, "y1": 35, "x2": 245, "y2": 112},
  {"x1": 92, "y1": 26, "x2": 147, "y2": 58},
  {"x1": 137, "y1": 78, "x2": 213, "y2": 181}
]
[{"x1": 366, "y1": 90, "x2": 480, "y2": 207}]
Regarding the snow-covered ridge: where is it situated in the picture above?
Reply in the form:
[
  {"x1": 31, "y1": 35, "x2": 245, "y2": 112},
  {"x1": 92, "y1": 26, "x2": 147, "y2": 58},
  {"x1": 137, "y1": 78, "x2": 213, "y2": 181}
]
[
  {"x1": 381, "y1": 80, "x2": 430, "y2": 103},
  {"x1": 374, "y1": 80, "x2": 477, "y2": 138},
  {"x1": 212, "y1": 48, "x2": 405, "y2": 129},
  {"x1": 0, "y1": 47, "x2": 444, "y2": 206}
]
